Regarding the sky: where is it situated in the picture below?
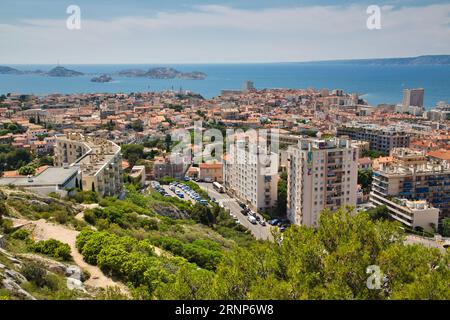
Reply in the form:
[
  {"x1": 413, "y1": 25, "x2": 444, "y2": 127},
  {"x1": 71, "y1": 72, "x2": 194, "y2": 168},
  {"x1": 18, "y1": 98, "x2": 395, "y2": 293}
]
[{"x1": 0, "y1": 0, "x2": 449, "y2": 64}]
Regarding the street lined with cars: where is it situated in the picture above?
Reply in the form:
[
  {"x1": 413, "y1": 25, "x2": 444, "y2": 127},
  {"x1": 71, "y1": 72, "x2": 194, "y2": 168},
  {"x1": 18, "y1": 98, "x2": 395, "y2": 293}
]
[{"x1": 197, "y1": 182, "x2": 273, "y2": 240}]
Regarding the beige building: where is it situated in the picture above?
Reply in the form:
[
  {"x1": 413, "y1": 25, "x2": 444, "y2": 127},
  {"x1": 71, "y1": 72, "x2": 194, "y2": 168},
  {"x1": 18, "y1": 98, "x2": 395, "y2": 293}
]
[
  {"x1": 370, "y1": 148, "x2": 450, "y2": 220},
  {"x1": 54, "y1": 132, "x2": 123, "y2": 197},
  {"x1": 287, "y1": 138, "x2": 359, "y2": 228},
  {"x1": 199, "y1": 163, "x2": 223, "y2": 182},
  {"x1": 370, "y1": 196, "x2": 439, "y2": 232}
]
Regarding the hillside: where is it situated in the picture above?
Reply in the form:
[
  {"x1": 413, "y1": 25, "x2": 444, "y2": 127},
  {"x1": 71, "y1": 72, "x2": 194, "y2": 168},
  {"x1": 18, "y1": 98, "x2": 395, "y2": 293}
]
[{"x1": 1, "y1": 186, "x2": 450, "y2": 300}]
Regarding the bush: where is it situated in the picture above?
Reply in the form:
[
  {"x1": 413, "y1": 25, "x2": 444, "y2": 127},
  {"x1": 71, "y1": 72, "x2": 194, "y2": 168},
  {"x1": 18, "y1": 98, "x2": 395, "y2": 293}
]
[
  {"x1": 28, "y1": 239, "x2": 72, "y2": 261},
  {"x1": 11, "y1": 228, "x2": 30, "y2": 240},
  {"x1": 21, "y1": 262, "x2": 48, "y2": 288}
]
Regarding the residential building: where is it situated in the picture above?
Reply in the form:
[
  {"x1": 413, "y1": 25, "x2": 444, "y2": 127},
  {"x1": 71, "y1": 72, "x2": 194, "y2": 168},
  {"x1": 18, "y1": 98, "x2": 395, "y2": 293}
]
[
  {"x1": 199, "y1": 162, "x2": 223, "y2": 182},
  {"x1": 287, "y1": 138, "x2": 359, "y2": 228},
  {"x1": 370, "y1": 148, "x2": 450, "y2": 221},
  {"x1": 370, "y1": 197, "x2": 439, "y2": 232},
  {"x1": 153, "y1": 154, "x2": 188, "y2": 180},
  {"x1": 337, "y1": 124, "x2": 410, "y2": 155},
  {"x1": 129, "y1": 165, "x2": 146, "y2": 188},
  {"x1": 54, "y1": 131, "x2": 123, "y2": 197},
  {"x1": 223, "y1": 134, "x2": 279, "y2": 212}
]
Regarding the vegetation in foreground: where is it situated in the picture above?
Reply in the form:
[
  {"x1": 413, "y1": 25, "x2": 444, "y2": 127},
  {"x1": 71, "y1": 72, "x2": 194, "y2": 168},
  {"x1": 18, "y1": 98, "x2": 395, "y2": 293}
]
[{"x1": 77, "y1": 205, "x2": 450, "y2": 300}]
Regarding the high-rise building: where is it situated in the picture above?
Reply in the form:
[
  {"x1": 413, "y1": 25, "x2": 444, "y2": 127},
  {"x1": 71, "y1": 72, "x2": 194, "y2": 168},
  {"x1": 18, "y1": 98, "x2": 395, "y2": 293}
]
[
  {"x1": 287, "y1": 138, "x2": 359, "y2": 228},
  {"x1": 243, "y1": 81, "x2": 255, "y2": 92},
  {"x1": 223, "y1": 133, "x2": 278, "y2": 211},
  {"x1": 54, "y1": 132, "x2": 123, "y2": 197},
  {"x1": 402, "y1": 88, "x2": 424, "y2": 109}
]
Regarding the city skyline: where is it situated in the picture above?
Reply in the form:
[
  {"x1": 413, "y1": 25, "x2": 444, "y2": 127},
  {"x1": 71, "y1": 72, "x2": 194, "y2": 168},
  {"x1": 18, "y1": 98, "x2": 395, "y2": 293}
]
[{"x1": 0, "y1": 0, "x2": 449, "y2": 64}]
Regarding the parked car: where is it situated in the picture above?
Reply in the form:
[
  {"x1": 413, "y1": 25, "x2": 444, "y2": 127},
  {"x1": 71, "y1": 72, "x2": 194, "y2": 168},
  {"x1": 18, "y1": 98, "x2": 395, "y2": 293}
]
[
  {"x1": 238, "y1": 202, "x2": 246, "y2": 209},
  {"x1": 279, "y1": 225, "x2": 286, "y2": 232},
  {"x1": 199, "y1": 199, "x2": 208, "y2": 205},
  {"x1": 241, "y1": 209, "x2": 249, "y2": 216},
  {"x1": 269, "y1": 219, "x2": 280, "y2": 226},
  {"x1": 247, "y1": 216, "x2": 257, "y2": 225},
  {"x1": 259, "y1": 220, "x2": 266, "y2": 226}
]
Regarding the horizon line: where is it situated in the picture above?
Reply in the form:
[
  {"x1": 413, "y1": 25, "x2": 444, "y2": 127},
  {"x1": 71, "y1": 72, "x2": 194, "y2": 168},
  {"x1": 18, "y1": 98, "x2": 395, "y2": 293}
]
[{"x1": 2, "y1": 54, "x2": 450, "y2": 66}]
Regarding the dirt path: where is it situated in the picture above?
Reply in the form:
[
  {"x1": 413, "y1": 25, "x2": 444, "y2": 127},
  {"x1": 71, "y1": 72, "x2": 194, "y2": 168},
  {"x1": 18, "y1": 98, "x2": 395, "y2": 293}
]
[{"x1": 10, "y1": 218, "x2": 128, "y2": 292}]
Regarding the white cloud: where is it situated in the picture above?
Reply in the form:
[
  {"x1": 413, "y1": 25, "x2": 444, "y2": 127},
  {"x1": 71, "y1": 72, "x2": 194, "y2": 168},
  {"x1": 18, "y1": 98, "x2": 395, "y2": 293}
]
[{"x1": 0, "y1": 4, "x2": 449, "y2": 63}]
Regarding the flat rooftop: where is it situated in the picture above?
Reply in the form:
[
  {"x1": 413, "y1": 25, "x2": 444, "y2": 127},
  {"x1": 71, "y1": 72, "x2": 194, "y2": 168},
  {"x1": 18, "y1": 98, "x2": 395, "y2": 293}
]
[{"x1": 0, "y1": 166, "x2": 80, "y2": 187}]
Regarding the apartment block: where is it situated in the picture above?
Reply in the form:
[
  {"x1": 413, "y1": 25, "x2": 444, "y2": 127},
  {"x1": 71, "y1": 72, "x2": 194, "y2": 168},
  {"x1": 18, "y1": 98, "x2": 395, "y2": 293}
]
[
  {"x1": 223, "y1": 134, "x2": 279, "y2": 212},
  {"x1": 337, "y1": 124, "x2": 410, "y2": 155},
  {"x1": 370, "y1": 148, "x2": 450, "y2": 222},
  {"x1": 54, "y1": 132, "x2": 123, "y2": 197},
  {"x1": 287, "y1": 138, "x2": 359, "y2": 228}
]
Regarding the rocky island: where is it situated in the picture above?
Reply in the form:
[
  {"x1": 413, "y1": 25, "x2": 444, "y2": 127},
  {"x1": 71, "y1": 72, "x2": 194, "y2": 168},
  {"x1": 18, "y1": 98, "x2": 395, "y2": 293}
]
[
  {"x1": 118, "y1": 67, "x2": 206, "y2": 80},
  {"x1": 46, "y1": 66, "x2": 84, "y2": 77},
  {"x1": 90, "y1": 74, "x2": 113, "y2": 83}
]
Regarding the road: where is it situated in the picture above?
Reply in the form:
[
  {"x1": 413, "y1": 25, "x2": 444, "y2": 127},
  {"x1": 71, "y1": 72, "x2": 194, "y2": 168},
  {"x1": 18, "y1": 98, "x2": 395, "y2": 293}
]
[{"x1": 197, "y1": 182, "x2": 273, "y2": 241}]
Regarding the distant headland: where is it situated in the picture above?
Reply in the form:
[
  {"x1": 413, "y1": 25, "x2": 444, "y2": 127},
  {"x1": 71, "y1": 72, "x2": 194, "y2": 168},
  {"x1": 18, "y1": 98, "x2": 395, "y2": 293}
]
[{"x1": 299, "y1": 55, "x2": 450, "y2": 66}]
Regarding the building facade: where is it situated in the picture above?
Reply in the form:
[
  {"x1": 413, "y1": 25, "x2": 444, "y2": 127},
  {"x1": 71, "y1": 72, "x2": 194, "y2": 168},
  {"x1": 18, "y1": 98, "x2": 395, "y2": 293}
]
[
  {"x1": 287, "y1": 138, "x2": 359, "y2": 228},
  {"x1": 370, "y1": 148, "x2": 450, "y2": 222},
  {"x1": 223, "y1": 134, "x2": 279, "y2": 212},
  {"x1": 54, "y1": 132, "x2": 123, "y2": 197},
  {"x1": 337, "y1": 124, "x2": 410, "y2": 155}
]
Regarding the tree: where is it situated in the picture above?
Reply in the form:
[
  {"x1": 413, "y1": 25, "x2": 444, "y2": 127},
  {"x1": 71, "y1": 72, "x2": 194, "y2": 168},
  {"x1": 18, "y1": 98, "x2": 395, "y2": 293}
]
[
  {"x1": 441, "y1": 218, "x2": 450, "y2": 237},
  {"x1": 122, "y1": 144, "x2": 144, "y2": 167},
  {"x1": 190, "y1": 203, "x2": 215, "y2": 226},
  {"x1": 165, "y1": 134, "x2": 172, "y2": 152},
  {"x1": 358, "y1": 169, "x2": 373, "y2": 194},
  {"x1": 18, "y1": 165, "x2": 36, "y2": 176},
  {"x1": 274, "y1": 171, "x2": 287, "y2": 217}
]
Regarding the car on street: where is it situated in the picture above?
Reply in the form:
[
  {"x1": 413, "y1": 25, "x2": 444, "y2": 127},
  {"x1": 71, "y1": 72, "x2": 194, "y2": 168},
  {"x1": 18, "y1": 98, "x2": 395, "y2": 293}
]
[
  {"x1": 247, "y1": 216, "x2": 257, "y2": 225},
  {"x1": 241, "y1": 209, "x2": 249, "y2": 215},
  {"x1": 269, "y1": 219, "x2": 280, "y2": 226}
]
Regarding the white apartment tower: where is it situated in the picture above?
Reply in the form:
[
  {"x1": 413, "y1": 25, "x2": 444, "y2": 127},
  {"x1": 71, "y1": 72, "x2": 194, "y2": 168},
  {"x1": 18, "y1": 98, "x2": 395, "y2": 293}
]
[
  {"x1": 224, "y1": 133, "x2": 279, "y2": 212},
  {"x1": 287, "y1": 138, "x2": 359, "y2": 227}
]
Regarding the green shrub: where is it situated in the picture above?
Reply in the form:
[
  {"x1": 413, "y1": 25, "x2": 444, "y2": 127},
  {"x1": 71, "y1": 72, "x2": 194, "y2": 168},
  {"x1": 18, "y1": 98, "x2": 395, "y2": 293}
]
[
  {"x1": 21, "y1": 262, "x2": 48, "y2": 287},
  {"x1": 28, "y1": 239, "x2": 72, "y2": 261},
  {"x1": 11, "y1": 228, "x2": 30, "y2": 240}
]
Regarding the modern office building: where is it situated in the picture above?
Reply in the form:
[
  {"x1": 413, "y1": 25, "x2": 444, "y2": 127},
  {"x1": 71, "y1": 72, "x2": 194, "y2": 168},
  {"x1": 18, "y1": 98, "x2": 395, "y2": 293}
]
[
  {"x1": 54, "y1": 132, "x2": 123, "y2": 197},
  {"x1": 286, "y1": 138, "x2": 359, "y2": 228},
  {"x1": 337, "y1": 124, "x2": 410, "y2": 155},
  {"x1": 223, "y1": 133, "x2": 279, "y2": 211},
  {"x1": 370, "y1": 148, "x2": 450, "y2": 222}
]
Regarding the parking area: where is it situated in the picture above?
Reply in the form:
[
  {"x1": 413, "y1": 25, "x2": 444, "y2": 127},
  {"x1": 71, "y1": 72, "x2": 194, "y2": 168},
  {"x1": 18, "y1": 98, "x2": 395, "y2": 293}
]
[{"x1": 149, "y1": 180, "x2": 209, "y2": 206}]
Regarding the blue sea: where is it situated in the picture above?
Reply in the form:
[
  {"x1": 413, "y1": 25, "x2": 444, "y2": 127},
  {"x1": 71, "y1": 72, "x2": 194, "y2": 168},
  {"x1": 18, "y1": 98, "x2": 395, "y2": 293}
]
[{"x1": 1, "y1": 64, "x2": 449, "y2": 108}]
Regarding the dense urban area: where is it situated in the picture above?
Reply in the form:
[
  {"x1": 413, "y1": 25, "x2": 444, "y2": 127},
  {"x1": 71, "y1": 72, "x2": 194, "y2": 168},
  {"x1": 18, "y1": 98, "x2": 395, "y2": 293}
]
[{"x1": 0, "y1": 82, "x2": 450, "y2": 300}]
